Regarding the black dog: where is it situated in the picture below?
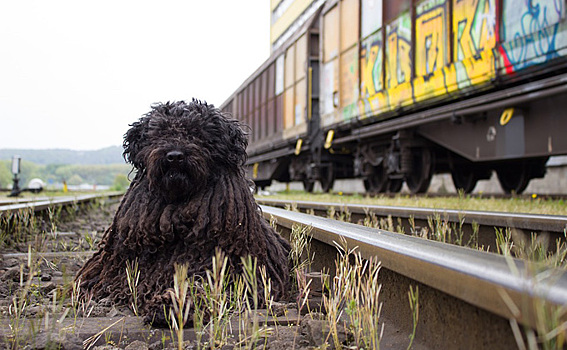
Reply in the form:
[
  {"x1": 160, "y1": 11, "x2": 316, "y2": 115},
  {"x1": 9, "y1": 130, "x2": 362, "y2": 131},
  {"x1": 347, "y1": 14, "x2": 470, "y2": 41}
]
[{"x1": 75, "y1": 100, "x2": 290, "y2": 324}]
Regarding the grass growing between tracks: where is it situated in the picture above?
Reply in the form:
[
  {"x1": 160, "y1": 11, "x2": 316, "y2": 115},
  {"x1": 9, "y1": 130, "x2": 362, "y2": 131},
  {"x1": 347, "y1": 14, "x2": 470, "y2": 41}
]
[
  {"x1": 1, "y1": 199, "x2": 423, "y2": 349},
  {"x1": 319, "y1": 201, "x2": 567, "y2": 271},
  {"x1": 257, "y1": 190, "x2": 567, "y2": 216},
  {"x1": 0, "y1": 198, "x2": 116, "y2": 349},
  {"x1": 0, "y1": 198, "x2": 110, "y2": 250}
]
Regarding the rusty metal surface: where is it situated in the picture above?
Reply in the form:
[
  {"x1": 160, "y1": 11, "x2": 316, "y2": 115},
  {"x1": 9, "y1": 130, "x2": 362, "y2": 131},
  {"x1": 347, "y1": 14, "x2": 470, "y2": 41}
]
[{"x1": 261, "y1": 204, "x2": 567, "y2": 330}]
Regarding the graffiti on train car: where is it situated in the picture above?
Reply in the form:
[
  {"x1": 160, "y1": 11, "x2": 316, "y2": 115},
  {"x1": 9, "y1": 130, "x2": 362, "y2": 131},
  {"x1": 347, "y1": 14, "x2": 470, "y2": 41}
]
[
  {"x1": 413, "y1": 0, "x2": 497, "y2": 100},
  {"x1": 500, "y1": 0, "x2": 567, "y2": 73},
  {"x1": 357, "y1": 0, "x2": 498, "y2": 119},
  {"x1": 360, "y1": 31, "x2": 383, "y2": 95},
  {"x1": 415, "y1": 0, "x2": 447, "y2": 77},
  {"x1": 359, "y1": 30, "x2": 389, "y2": 117},
  {"x1": 413, "y1": 0, "x2": 451, "y2": 100},
  {"x1": 325, "y1": 0, "x2": 567, "y2": 124},
  {"x1": 453, "y1": 0, "x2": 496, "y2": 88},
  {"x1": 386, "y1": 13, "x2": 413, "y2": 109}
]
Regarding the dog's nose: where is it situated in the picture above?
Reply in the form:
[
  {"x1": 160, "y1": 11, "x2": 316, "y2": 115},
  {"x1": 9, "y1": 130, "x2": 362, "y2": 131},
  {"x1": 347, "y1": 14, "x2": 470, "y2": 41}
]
[{"x1": 166, "y1": 150, "x2": 184, "y2": 163}]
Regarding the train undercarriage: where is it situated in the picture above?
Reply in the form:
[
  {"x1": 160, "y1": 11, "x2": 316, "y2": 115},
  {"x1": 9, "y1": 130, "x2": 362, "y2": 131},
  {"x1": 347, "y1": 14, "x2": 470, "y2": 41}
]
[{"x1": 352, "y1": 133, "x2": 549, "y2": 194}]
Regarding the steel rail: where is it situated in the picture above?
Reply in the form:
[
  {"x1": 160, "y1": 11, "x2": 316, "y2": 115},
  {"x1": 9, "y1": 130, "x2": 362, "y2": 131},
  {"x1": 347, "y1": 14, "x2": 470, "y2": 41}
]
[
  {"x1": 0, "y1": 197, "x2": 48, "y2": 206},
  {"x1": 0, "y1": 192, "x2": 124, "y2": 216},
  {"x1": 261, "y1": 205, "x2": 567, "y2": 331},
  {"x1": 257, "y1": 198, "x2": 567, "y2": 234}
]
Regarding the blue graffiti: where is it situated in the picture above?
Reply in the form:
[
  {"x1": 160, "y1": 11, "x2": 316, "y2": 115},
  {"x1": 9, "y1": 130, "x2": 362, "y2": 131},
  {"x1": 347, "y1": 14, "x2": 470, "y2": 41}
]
[{"x1": 502, "y1": 0, "x2": 566, "y2": 71}]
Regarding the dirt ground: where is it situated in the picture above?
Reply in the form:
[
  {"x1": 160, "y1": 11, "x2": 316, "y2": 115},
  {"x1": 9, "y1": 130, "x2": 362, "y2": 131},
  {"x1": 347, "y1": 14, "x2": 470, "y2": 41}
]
[{"x1": 0, "y1": 199, "x2": 420, "y2": 350}]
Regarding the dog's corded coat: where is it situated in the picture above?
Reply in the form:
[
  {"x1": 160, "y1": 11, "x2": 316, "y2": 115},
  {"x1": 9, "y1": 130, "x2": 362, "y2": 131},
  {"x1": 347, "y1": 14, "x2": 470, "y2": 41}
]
[{"x1": 75, "y1": 100, "x2": 290, "y2": 324}]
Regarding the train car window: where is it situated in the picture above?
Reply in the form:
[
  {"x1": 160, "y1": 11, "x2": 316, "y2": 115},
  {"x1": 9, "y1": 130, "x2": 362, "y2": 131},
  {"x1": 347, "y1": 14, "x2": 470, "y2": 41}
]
[
  {"x1": 323, "y1": 6, "x2": 340, "y2": 61},
  {"x1": 384, "y1": 0, "x2": 410, "y2": 24},
  {"x1": 275, "y1": 55, "x2": 284, "y2": 95},
  {"x1": 340, "y1": 0, "x2": 360, "y2": 52},
  {"x1": 361, "y1": 0, "x2": 383, "y2": 39},
  {"x1": 415, "y1": 0, "x2": 449, "y2": 76}
]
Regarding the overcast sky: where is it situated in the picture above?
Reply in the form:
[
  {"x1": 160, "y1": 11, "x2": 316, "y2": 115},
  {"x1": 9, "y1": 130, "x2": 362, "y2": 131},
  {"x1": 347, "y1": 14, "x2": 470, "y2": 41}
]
[{"x1": 0, "y1": 1, "x2": 270, "y2": 150}]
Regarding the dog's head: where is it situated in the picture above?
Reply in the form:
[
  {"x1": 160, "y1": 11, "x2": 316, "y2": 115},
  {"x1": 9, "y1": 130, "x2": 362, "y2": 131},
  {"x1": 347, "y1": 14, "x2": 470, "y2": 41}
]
[{"x1": 123, "y1": 100, "x2": 248, "y2": 201}]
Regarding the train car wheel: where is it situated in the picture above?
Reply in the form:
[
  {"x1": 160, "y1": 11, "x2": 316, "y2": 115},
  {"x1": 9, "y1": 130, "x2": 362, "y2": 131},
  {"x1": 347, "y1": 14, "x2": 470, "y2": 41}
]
[
  {"x1": 405, "y1": 149, "x2": 433, "y2": 194},
  {"x1": 364, "y1": 166, "x2": 388, "y2": 194},
  {"x1": 319, "y1": 165, "x2": 335, "y2": 193},
  {"x1": 496, "y1": 163, "x2": 530, "y2": 194},
  {"x1": 363, "y1": 179, "x2": 372, "y2": 192},
  {"x1": 451, "y1": 168, "x2": 478, "y2": 194},
  {"x1": 303, "y1": 179, "x2": 315, "y2": 193},
  {"x1": 387, "y1": 179, "x2": 403, "y2": 193}
]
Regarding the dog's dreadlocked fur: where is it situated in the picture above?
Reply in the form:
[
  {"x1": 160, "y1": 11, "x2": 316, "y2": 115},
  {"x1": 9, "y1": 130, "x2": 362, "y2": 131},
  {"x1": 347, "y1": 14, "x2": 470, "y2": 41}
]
[{"x1": 75, "y1": 100, "x2": 291, "y2": 325}]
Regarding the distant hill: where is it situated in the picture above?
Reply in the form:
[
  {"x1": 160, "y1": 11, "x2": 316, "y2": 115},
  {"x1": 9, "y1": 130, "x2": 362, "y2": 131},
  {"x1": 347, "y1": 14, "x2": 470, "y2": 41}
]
[{"x1": 0, "y1": 146, "x2": 125, "y2": 165}]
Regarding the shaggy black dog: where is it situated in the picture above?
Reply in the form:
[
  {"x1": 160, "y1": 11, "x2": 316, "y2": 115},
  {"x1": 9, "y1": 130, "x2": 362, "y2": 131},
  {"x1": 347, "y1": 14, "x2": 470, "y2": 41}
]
[{"x1": 75, "y1": 100, "x2": 291, "y2": 324}]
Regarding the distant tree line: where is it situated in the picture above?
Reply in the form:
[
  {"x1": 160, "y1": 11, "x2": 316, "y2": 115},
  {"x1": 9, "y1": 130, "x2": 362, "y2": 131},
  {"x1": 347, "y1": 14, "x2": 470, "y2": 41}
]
[
  {"x1": 0, "y1": 160, "x2": 131, "y2": 190},
  {"x1": 0, "y1": 146, "x2": 124, "y2": 165},
  {"x1": 0, "y1": 146, "x2": 132, "y2": 191}
]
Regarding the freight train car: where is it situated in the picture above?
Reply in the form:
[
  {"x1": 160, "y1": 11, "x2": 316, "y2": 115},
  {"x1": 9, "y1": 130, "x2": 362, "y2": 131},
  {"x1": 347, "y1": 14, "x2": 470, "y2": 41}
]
[{"x1": 222, "y1": 0, "x2": 567, "y2": 194}]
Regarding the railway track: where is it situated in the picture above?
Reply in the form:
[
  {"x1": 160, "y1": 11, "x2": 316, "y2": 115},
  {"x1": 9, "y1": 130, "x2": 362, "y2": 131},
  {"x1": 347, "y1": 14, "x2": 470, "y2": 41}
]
[
  {"x1": 334, "y1": 191, "x2": 567, "y2": 202},
  {"x1": 261, "y1": 205, "x2": 567, "y2": 349},
  {"x1": 0, "y1": 193, "x2": 565, "y2": 349},
  {"x1": 257, "y1": 198, "x2": 567, "y2": 252},
  {"x1": 0, "y1": 192, "x2": 124, "y2": 216}
]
